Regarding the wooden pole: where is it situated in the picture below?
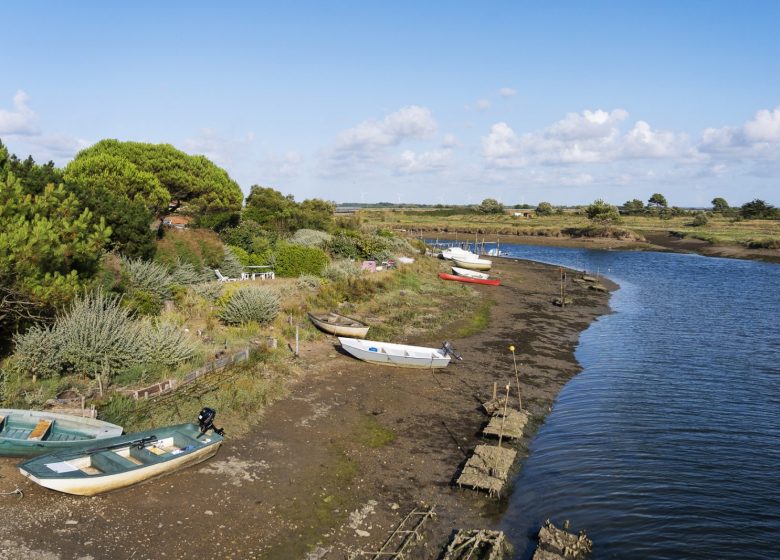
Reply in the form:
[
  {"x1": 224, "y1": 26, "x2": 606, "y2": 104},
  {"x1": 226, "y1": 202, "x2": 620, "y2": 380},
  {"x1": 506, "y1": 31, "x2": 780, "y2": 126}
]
[
  {"x1": 295, "y1": 326, "x2": 299, "y2": 357},
  {"x1": 498, "y1": 383, "x2": 511, "y2": 448},
  {"x1": 492, "y1": 382, "x2": 497, "y2": 401},
  {"x1": 510, "y1": 345, "x2": 521, "y2": 410}
]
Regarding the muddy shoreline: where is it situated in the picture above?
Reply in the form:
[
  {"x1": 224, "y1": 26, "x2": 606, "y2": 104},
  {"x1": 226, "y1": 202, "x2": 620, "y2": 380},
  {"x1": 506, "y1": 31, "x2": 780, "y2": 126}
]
[
  {"x1": 0, "y1": 257, "x2": 615, "y2": 559},
  {"x1": 422, "y1": 230, "x2": 780, "y2": 264}
]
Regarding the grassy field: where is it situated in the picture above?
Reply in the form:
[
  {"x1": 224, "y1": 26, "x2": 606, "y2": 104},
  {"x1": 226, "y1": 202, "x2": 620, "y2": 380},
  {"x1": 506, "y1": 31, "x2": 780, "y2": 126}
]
[{"x1": 362, "y1": 208, "x2": 780, "y2": 248}]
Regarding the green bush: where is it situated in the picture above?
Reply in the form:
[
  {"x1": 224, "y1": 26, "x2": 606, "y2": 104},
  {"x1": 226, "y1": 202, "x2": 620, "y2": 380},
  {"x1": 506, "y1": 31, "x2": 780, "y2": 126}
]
[
  {"x1": 691, "y1": 213, "x2": 709, "y2": 227},
  {"x1": 289, "y1": 228, "x2": 333, "y2": 247},
  {"x1": 297, "y1": 274, "x2": 322, "y2": 290},
  {"x1": 274, "y1": 242, "x2": 329, "y2": 277},
  {"x1": 170, "y1": 260, "x2": 211, "y2": 285},
  {"x1": 322, "y1": 259, "x2": 362, "y2": 281},
  {"x1": 11, "y1": 325, "x2": 63, "y2": 379},
  {"x1": 219, "y1": 246, "x2": 245, "y2": 278},
  {"x1": 120, "y1": 256, "x2": 173, "y2": 299},
  {"x1": 139, "y1": 319, "x2": 198, "y2": 366},
  {"x1": 219, "y1": 286, "x2": 280, "y2": 325},
  {"x1": 191, "y1": 281, "x2": 225, "y2": 301}
]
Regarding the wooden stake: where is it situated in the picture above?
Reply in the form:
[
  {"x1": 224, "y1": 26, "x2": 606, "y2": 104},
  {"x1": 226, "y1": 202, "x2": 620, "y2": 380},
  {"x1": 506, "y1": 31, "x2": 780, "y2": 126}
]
[
  {"x1": 498, "y1": 383, "x2": 511, "y2": 448},
  {"x1": 510, "y1": 345, "x2": 522, "y2": 410},
  {"x1": 492, "y1": 382, "x2": 497, "y2": 401}
]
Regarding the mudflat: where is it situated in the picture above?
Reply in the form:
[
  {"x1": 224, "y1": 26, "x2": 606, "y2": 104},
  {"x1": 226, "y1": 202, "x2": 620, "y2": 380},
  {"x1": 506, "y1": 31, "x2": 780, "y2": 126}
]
[{"x1": 0, "y1": 257, "x2": 614, "y2": 559}]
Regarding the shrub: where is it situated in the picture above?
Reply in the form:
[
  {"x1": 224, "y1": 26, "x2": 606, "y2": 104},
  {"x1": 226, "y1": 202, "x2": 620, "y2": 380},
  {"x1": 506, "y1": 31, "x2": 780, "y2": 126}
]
[
  {"x1": 56, "y1": 290, "x2": 144, "y2": 377},
  {"x1": 155, "y1": 228, "x2": 224, "y2": 270},
  {"x1": 12, "y1": 325, "x2": 63, "y2": 379},
  {"x1": 190, "y1": 281, "x2": 225, "y2": 301},
  {"x1": 273, "y1": 242, "x2": 329, "y2": 277},
  {"x1": 219, "y1": 286, "x2": 280, "y2": 325},
  {"x1": 138, "y1": 319, "x2": 198, "y2": 366},
  {"x1": 227, "y1": 245, "x2": 271, "y2": 266},
  {"x1": 219, "y1": 246, "x2": 245, "y2": 278},
  {"x1": 289, "y1": 228, "x2": 333, "y2": 247},
  {"x1": 691, "y1": 213, "x2": 709, "y2": 227},
  {"x1": 219, "y1": 220, "x2": 272, "y2": 253},
  {"x1": 536, "y1": 202, "x2": 554, "y2": 216},
  {"x1": 322, "y1": 259, "x2": 362, "y2": 282},
  {"x1": 170, "y1": 260, "x2": 210, "y2": 285},
  {"x1": 297, "y1": 274, "x2": 322, "y2": 290},
  {"x1": 120, "y1": 256, "x2": 173, "y2": 299}
]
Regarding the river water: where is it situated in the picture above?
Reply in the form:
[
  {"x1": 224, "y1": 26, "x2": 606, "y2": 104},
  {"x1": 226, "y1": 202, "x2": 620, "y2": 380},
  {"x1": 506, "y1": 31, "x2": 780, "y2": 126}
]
[{"x1": 474, "y1": 244, "x2": 780, "y2": 559}]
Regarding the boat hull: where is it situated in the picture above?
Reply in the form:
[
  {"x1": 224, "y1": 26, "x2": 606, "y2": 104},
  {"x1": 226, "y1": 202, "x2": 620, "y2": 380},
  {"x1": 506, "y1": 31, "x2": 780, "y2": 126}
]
[
  {"x1": 339, "y1": 337, "x2": 451, "y2": 368},
  {"x1": 18, "y1": 423, "x2": 223, "y2": 496},
  {"x1": 439, "y1": 273, "x2": 500, "y2": 286},
  {"x1": 451, "y1": 266, "x2": 489, "y2": 280},
  {"x1": 452, "y1": 257, "x2": 492, "y2": 271},
  {"x1": 308, "y1": 312, "x2": 370, "y2": 338},
  {"x1": 0, "y1": 409, "x2": 123, "y2": 458}
]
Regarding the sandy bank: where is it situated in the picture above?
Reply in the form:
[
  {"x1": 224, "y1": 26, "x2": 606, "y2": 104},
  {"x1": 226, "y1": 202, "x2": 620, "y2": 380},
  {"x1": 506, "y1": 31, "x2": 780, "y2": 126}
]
[{"x1": 0, "y1": 256, "x2": 615, "y2": 559}]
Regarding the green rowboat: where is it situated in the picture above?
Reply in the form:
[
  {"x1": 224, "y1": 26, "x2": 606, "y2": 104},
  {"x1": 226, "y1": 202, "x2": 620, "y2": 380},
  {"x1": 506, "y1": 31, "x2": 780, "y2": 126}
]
[
  {"x1": 19, "y1": 420, "x2": 223, "y2": 496},
  {"x1": 0, "y1": 409, "x2": 123, "y2": 458}
]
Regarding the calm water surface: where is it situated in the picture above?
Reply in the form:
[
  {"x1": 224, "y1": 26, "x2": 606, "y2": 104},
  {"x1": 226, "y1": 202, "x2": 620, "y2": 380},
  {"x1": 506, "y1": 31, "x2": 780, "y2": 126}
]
[{"x1": 475, "y1": 245, "x2": 779, "y2": 559}]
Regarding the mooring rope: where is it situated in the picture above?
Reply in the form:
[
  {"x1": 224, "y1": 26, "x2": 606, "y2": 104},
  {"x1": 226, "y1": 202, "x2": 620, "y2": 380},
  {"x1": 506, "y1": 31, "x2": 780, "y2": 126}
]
[{"x1": 0, "y1": 488, "x2": 23, "y2": 498}]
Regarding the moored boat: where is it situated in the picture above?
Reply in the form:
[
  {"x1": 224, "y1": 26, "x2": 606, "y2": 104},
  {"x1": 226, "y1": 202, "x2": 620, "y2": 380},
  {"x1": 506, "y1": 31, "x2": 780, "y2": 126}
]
[
  {"x1": 439, "y1": 272, "x2": 501, "y2": 286},
  {"x1": 308, "y1": 311, "x2": 370, "y2": 338},
  {"x1": 451, "y1": 266, "x2": 490, "y2": 280},
  {"x1": 452, "y1": 256, "x2": 492, "y2": 271},
  {"x1": 338, "y1": 337, "x2": 461, "y2": 369},
  {"x1": 440, "y1": 247, "x2": 478, "y2": 261},
  {"x1": 18, "y1": 409, "x2": 224, "y2": 496},
  {"x1": 0, "y1": 409, "x2": 123, "y2": 458}
]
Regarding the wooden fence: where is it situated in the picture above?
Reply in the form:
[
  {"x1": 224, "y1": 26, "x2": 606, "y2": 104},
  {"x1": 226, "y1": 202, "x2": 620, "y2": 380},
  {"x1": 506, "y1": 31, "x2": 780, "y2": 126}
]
[{"x1": 120, "y1": 348, "x2": 251, "y2": 401}]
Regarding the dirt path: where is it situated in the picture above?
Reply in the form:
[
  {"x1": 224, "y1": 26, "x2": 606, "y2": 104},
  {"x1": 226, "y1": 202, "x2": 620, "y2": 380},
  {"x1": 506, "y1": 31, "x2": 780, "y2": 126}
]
[{"x1": 0, "y1": 257, "x2": 613, "y2": 560}]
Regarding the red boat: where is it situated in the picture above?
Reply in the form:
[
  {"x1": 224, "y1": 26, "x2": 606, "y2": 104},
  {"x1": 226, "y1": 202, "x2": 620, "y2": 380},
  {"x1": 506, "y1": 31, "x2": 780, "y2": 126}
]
[{"x1": 438, "y1": 272, "x2": 501, "y2": 286}]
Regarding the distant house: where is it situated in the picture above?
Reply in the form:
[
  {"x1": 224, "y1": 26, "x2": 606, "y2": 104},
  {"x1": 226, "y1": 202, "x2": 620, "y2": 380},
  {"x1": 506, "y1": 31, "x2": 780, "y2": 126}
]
[
  {"x1": 163, "y1": 215, "x2": 191, "y2": 229},
  {"x1": 511, "y1": 211, "x2": 533, "y2": 218}
]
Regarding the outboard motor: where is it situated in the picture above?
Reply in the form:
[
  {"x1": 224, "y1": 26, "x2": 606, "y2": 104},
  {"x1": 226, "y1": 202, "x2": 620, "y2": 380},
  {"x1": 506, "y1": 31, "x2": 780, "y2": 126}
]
[
  {"x1": 442, "y1": 341, "x2": 463, "y2": 361},
  {"x1": 197, "y1": 407, "x2": 225, "y2": 436}
]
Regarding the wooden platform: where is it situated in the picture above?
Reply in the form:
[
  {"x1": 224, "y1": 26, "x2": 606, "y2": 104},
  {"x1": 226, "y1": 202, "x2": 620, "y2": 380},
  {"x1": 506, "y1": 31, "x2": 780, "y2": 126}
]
[
  {"x1": 482, "y1": 409, "x2": 529, "y2": 440},
  {"x1": 441, "y1": 529, "x2": 510, "y2": 560},
  {"x1": 531, "y1": 520, "x2": 592, "y2": 560},
  {"x1": 456, "y1": 444, "x2": 516, "y2": 497}
]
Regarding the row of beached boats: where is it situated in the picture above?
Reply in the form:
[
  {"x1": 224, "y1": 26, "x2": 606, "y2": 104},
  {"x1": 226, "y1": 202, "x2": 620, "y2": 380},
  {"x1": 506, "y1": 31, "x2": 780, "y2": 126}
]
[
  {"x1": 438, "y1": 246, "x2": 501, "y2": 285},
  {"x1": 2, "y1": 407, "x2": 224, "y2": 496}
]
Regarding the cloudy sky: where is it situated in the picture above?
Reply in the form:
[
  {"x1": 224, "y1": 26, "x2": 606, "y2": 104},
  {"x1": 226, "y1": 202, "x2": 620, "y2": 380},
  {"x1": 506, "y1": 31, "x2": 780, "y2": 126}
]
[{"x1": 1, "y1": 1, "x2": 779, "y2": 206}]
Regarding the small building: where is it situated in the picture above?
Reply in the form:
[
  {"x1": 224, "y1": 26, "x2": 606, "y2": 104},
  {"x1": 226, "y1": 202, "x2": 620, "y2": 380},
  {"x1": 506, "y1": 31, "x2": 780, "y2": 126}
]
[
  {"x1": 162, "y1": 215, "x2": 191, "y2": 229},
  {"x1": 511, "y1": 211, "x2": 533, "y2": 218}
]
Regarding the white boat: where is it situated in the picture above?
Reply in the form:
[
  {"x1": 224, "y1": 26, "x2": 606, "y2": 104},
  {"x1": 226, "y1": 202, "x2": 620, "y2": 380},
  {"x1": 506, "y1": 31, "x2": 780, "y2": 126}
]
[
  {"x1": 452, "y1": 256, "x2": 492, "y2": 271},
  {"x1": 440, "y1": 247, "x2": 477, "y2": 261},
  {"x1": 451, "y1": 266, "x2": 490, "y2": 280},
  {"x1": 308, "y1": 312, "x2": 370, "y2": 338},
  {"x1": 338, "y1": 338, "x2": 460, "y2": 369}
]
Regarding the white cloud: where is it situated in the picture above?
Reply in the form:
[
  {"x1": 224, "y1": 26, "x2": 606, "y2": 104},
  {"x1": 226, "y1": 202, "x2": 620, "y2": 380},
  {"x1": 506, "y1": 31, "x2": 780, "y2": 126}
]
[
  {"x1": 335, "y1": 105, "x2": 436, "y2": 151},
  {"x1": 698, "y1": 106, "x2": 780, "y2": 163},
  {"x1": 476, "y1": 99, "x2": 491, "y2": 111},
  {"x1": 441, "y1": 133, "x2": 459, "y2": 148},
  {"x1": 743, "y1": 106, "x2": 780, "y2": 142},
  {"x1": 394, "y1": 149, "x2": 452, "y2": 175},
  {"x1": 0, "y1": 90, "x2": 39, "y2": 136},
  {"x1": 499, "y1": 87, "x2": 517, "y2": 98},
  {"x1": 482, "y1": 108, "x2": 689, "y2": 168}
]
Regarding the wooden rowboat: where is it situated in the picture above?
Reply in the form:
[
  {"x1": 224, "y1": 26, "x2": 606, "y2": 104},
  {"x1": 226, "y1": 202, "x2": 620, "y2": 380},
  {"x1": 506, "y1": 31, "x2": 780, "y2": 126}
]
[
  {"x1": 439, "y1": 273, "x2": 501, "y2": 286},
  {"x1": 338, "y1": 337, "x2": 460, "y2": 369},
  {"x1": 308, "y1": 311, "x2": 370, "y2": 338},
  {"x1": 451, "y1": 266, "x2": 490, "y2": 280},
  {"x1": 452, "y1": 256, "x2": 492, "y2": 271},
  {"x1": 19, "y1": 418, "x2": 223, "y2": 496},
  {"x1": 0, "y1": 409, "x2": 123, "y2": 458}
]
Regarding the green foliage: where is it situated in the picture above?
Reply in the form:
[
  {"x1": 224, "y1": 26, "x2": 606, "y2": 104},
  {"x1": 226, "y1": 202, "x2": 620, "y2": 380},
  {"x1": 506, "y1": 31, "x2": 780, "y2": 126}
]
[
  {"x1": 478, "y1": 198, "x2": 505, "y2": 214},
  {"x1": 0, "y1": 174, "x2": 111, "y2": 344},
  {"x1": 11, "y1": 324, "x2": 63, "y2": 379},
  {"x1": 219, "y1": 246, "x2": 245, "y2": 278},
  {"x1": 219, "y1": 220, "x2": 274, "y2": 253},
  {"x1": 0, "y1": 141, "x2": 63, "y2": 195},
  {"x1": 227, "y1": 245, "x2": 271, "y2": 266},
  {"x1": 120, "y1": 256, "x2": 173, "y2": 300},
  {"x1": 155, "y1": 228, "x2": 224, "y2": 270},
  {"x1": 711, "y1": 197, "x2": 730, "y2": 213},
  {"x1": 741, "y1": 199, "x2": 777, "y2": 219},
  {"x1": 69, "y1": 139, "x2": 243, "y2": 215},
  {"x1": 219, "y1": 286, "x2": 280, "y2": 325},
  {"x1": 244, "y1": 186, "x2": 335, "y2": 232},
  {"x1": 622, "y1": 199, "x2": 645, "y2": 215},
  {"x1": 296, "y1": 274, "x2": 322, "y2": 291},
  {"x1": 648, "y1": 193, "x2": 668, "y2": 208},
  {"x1": 170, "y1": 260, "x2": 210, "y2": 285},
  {"x1": 64, "y1": 152, "x2": 169, "y2": 213},
  {"x1": 326, "y1": 231, "x2": 404, "y2": 261},
  {"x1": 122, "y1": 289, "x2": 163, "y2": 316},
  {"x1": 289, "y1": 228, "x2": 333, "y2": 247},
  {"x1": 321, "y1": 260, "x2": 362, "y2": 282},
  {"x1": 191, "y1": 281, "x2": 225, "y2": 301},
  {"x1": 585, "y1": 199, "x2": 622, "y2": 224},
  {"x1": 691, "y1": 213, "x2": 709, "y2": 227},
  {"x1": 536, "y1": 202, "x2": 554, "y2": 216},
  {"x1": 274, "y1": 242, "x2": 329, "y2": 277},
  {"x1": 138, "y1": 319, "x2": 197, "y2": 366}
]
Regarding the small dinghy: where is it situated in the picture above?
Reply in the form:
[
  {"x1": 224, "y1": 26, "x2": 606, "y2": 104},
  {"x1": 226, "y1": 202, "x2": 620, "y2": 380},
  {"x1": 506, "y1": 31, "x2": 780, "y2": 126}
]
[
  {"x1": 19, "y1": 408, "x2": 224, "y2": 496},
  {"x1": 440, "y1": 247, "x2": 478, "y2": 261},
  {"x1": 451, "y1": 266, "x2": 490, "y2": 280},
  {"x1": 0, "y1": 409, "x2": 123, "y2": 458},
  {"x1": 339, "y1": 337, "x2": 461, "y2": 369},
  {"x1": 308, "y1": 311, "x2": 370, "y2": 338},
  {"x1": 439, "y1": 273, "x2": 501, "y2": 286},
  {"x1": 452, "y1": 256, "x2": 492, "y2": 271}
]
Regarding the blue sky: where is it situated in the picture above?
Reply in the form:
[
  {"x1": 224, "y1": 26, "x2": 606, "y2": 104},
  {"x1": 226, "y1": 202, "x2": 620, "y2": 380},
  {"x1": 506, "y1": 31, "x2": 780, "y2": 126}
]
[{"x1": 1, "y1": 1, "x2": 779, "y2": 206}]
